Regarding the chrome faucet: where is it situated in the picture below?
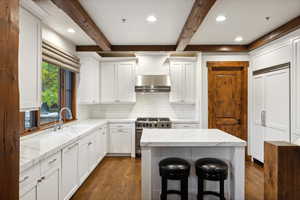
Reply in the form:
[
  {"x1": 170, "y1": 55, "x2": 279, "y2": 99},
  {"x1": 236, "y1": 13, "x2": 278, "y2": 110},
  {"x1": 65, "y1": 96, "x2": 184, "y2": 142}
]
[{"x1": 54, "y1": 107, "x2": 73, "y2": 131}]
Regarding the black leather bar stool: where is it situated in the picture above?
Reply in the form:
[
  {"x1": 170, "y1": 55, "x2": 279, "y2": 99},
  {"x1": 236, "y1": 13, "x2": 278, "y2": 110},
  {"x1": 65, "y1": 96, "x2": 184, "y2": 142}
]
[
  {"x1": 195, "y1": 158, "x2": 228, "y2": 200},
  {"x1": 159, "y1": 157, "x2": 191, "y2": 200}
]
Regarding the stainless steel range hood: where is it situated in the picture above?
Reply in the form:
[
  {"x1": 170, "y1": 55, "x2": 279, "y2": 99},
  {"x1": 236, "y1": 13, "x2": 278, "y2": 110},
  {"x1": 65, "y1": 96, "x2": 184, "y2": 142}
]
[{"x1": 135, "y1": 75, "x2": 171, "y2": 93}]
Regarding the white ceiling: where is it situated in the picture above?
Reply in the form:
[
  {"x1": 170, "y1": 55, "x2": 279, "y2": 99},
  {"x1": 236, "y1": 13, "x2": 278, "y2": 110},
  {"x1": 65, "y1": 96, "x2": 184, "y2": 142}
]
[
  {"x1": 37, "y1": 0, "x2": 300, "y2": 46},
  {"x1": 37, "y1": 0, "x2": 95, "y2": 45},
  {"x1": 79, "y1": 0, "x2": 195, "y2": 45},
  {"x1": 190, "y1": 0, "x2": 300, "y2": 44}
]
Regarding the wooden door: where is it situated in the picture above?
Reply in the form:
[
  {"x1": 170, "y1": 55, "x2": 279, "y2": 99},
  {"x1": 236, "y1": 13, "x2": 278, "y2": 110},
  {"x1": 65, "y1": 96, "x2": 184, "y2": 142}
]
[{"x1": 208, "y1": 61, "x2": 248, "y2": 141}]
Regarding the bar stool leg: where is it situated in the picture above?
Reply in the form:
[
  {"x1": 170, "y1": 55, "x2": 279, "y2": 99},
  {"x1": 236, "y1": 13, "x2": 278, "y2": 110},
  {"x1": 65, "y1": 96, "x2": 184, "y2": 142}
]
[
  {"x1": 197, "y1": 177, "x2": 204, "y2": 200},
  {"x1": 220, "y1": 177, "x2": 225, "y2": 200},
  {"x1": 161, "y1": 177, "x2": 168, "y2": 200},
  {"x1": 181, "y1": 178, "x2": 188, "y2": 200}
]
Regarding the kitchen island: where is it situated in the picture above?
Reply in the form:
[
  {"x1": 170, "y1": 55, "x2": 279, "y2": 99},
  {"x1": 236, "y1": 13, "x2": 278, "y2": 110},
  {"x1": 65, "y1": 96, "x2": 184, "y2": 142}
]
[{"x1": 140, "y1": 129, "x2": 246, "y2": 200}]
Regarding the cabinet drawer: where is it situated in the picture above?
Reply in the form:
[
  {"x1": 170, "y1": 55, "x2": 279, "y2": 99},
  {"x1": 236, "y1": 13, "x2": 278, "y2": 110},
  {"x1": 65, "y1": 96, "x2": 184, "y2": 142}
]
[
  {"x1": 110, "y1": 123, "x2": 132, "y2": 129},
  {"x1": 173, "y1": 123, "x2": 200, "y2": 129},
  {"x1": 110, "y1": 127, "x2": 131, "y2": 134},
  {"x1": 41, "y1": 151, "x2": 61, "y2": 175},
  {"x1": 20, "y1": 164, "x2": 40, "y2": 195}
]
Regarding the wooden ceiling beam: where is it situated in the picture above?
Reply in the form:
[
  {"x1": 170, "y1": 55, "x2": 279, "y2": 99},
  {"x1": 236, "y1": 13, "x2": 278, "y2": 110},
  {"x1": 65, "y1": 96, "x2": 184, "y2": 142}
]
[
  {"x1": 76, "y1": 45, "x2": 248, "y2": 53},
  {"x1": 185, "y1": 45, "x2": 248, "y2": 52},
  {"x1": 51, "y1": 0, "x2": 111, "y2": 51},
  {"x1": 176, "y1": 0, "x2": 217, "y2": 51},
  {"x1": 248, "y1": 15, "x2": 300, "y2": 51}
]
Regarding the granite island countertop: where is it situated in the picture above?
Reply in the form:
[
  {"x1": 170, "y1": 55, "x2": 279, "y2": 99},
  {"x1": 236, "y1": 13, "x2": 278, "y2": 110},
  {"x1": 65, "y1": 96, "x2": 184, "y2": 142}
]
[{"x1": 140, "y1": 128, "x2": 246, "y2": 147}]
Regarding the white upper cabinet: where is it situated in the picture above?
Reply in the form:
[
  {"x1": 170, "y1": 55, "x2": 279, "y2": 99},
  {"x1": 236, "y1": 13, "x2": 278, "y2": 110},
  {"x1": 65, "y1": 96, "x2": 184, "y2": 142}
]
[
  {"x1": 101, "y1": 62, "x2": 116, "y2": 103},
  {"x1": 292, "y1": 38, "x2": 300, "y2": 140},
  {"x1": 117, "y1": 62, "x2": 136, "y2": 102},
  {"x1": 78, "y1": 53, "x2": 100, "y2": 104},
  {"x1": 19, "y1": 7, "x2": 42, "y2": 111},
  {"x1": 101, "y1": 60, "x2": 136, "y2": 104},
  {"x1": 169, "y1": 60, "x2": 196, "y2": 104}
]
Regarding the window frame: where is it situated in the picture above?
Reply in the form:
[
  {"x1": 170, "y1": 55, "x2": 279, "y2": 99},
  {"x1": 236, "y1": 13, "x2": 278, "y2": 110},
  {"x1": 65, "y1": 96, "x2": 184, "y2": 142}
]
[{"x1": 20, "y1": 61, "x2": 77, "y2": 136}]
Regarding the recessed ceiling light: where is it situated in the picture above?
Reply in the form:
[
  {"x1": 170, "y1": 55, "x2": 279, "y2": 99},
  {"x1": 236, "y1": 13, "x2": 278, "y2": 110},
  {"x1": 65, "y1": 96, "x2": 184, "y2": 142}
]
[
  {"x1": 67, "y1": 28, "x2": 75, "y2": 33},
  {"x1": 235, "y1": 36, "x2": 243, "y2": 42},
  {"x1": 216, "y1": 15, "x2": 226, "y2": 22},
  {"x1": 146, "y1": 15, "x2": 157, "y2": 23}
]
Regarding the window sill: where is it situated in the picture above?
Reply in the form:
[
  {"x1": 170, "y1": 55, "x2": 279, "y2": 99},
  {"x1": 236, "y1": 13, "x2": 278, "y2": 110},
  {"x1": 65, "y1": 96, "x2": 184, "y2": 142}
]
[{"x1": 20, "y1": 119, "x2": 78, "y2": 137}]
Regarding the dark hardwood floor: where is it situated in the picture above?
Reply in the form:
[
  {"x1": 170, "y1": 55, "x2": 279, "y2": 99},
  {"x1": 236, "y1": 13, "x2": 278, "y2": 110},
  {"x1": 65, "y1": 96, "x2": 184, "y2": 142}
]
[{"x1": 71, "y1": 157, "x2": 263, "y2": 200}]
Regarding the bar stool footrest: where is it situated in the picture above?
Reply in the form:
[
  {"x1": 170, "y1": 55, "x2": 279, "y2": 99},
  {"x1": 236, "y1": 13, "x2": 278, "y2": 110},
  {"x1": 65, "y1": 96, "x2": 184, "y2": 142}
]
[
  {"x1": 166, "y1": 190, "x2": 182, "y2": 195},
  {"x1": 201, "y1": 191, "x2": 223, "y2": 197}
]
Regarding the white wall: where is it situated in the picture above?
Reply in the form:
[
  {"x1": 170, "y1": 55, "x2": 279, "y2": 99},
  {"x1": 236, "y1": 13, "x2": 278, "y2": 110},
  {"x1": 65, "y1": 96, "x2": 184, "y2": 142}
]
[
  {"x1": 42, "y1": 24, "x2": 76, "y2": 54},
  {"x1": 41, "y1": 25, "x2": 89, "y2": 120},
  {"x1": 89, "y1": 54, "x2": 198, "y2": 120}
]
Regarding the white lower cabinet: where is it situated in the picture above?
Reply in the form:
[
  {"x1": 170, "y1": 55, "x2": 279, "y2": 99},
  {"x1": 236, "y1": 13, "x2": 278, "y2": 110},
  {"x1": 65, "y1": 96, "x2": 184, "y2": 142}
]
[
  {"x1": 78, "y1": 136, "x2": 90, "y2": 184},
  {"x1": 20, "y1": 123, "x2": 117, "y2": 200},
  {"x1": 20, "y1": 152, "x2": 61, "y2": 200},
  {"x1": 109, "y1": 124, "x2": 132, "y2": 154},
  {"x1": 62, "y1": 143, "x2": 79, "y2": 200},
  {"x1": 96, "y1": 126, "x2": 107, "y2": 161},
  {"x1": 37, "y1": 169, "x2": 60, "y2": 200},
  {"x1": 21, "y1": 187, "x2": 37, "y2": 200}
]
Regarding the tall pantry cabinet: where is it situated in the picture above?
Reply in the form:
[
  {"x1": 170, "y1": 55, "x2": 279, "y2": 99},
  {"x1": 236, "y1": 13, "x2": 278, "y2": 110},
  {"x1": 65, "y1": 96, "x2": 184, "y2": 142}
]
[{"x1": 292, "y1": 38, "x2": 300, "y2": 142}]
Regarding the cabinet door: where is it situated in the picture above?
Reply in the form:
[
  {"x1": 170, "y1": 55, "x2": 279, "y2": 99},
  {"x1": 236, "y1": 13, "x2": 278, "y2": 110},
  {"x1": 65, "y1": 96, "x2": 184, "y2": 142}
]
[
  {"x1": 88, "y1": 132, "x2": 98, "y2": 170},
  {"x1": 78, "y1": 57, "x2": 100, "y2": 104},
  {"x1": 184, "y1": 63, "x2": 195, "y2": 103},
  {"x1": 170, "y1": 63, "x2": 184, "y2": 103},
  {"x1": 20, "y1": 185, "x2": 37, "y2": 200},
  {"x1": 101, "y1": 62, "x2": 116, "y2": 103},
  {"x1": 117, "y1": 62, "x2": 136, "y2": 103},
  {"x1": 98, "y1": 126, "x2": 107, "y2": 160},
  {"x1": 19, "y1": 8, "x2": 41, "y2": 111},
  {"x1": 292, "y1": 38, "x2": 300, "y2": 139},
  {"x1": 109, "y1": 128, "x2": 131, "y2": 153},
  {"x1": 102, "y1": 127, "x2": 108, "y2": 155},
  {"x1": 264, "y1": 69, "x2": 290, "y2": 142},
  {"x1": 37, "y1": 169, "x2": 60, "y2": 200},
  {"x1": 252, "y1": 75, "x2": 265, "y2": 162},
  {"x1": 62, "y1": 143, "x2": 79, "y2": 200},
  {"x1": 78, "y1": 138, "x2": 90, "y2": 184}
]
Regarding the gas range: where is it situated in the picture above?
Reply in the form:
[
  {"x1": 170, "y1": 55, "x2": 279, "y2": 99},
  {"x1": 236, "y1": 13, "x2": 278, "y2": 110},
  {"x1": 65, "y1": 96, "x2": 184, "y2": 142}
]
[
  {"x1": 135, "y1": 117, "x2": 172, "y2": 129},
  {"x1": 135, "y1": 117, "x2": 172, "y2": 157}
]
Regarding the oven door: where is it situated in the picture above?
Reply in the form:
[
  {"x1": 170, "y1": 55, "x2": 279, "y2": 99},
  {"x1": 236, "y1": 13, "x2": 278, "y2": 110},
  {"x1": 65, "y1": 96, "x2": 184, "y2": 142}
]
[{"x1": 135, "y1": 128, "x2": 143, "y2": 157}]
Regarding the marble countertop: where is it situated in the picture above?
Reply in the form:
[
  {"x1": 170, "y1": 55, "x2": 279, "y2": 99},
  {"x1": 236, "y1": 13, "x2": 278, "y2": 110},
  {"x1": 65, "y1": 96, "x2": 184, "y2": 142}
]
[
  {"x1": 20, "y1": 119, "x2": 107, "y2": 172},
  {"x1": 140, "y1": 128, "x2": 246, "y2": 147}
]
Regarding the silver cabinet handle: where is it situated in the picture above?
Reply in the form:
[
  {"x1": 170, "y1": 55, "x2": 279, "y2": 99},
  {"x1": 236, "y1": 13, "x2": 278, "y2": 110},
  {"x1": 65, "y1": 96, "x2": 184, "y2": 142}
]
[
  {"x1": 19, "y1": 176, "x2": 29, "y2": 183},
  {"x1": 48, "y1": 158, "x2": 57, "y2": 165},
  {"x1": 261, "y1": 110, "x2": 266, "y2": 127}
]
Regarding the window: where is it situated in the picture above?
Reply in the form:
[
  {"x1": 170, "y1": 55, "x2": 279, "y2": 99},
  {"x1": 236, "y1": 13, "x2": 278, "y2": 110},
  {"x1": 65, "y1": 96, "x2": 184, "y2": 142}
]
[
  {"x1": 20, "y1": 61, "x2": 76, "y2": 136},
  {"x1": 24, "y1": 111, "x2": 37, "y2": 130},
  {"x1": 40, "y1": 62, "x2": 60, "y2": 124}
]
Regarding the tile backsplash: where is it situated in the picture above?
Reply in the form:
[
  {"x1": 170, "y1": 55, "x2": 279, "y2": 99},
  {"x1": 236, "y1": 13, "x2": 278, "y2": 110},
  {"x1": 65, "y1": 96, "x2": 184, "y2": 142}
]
[{"x1": 88, "y1": 94, "x2": 196, "y2": 119}]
